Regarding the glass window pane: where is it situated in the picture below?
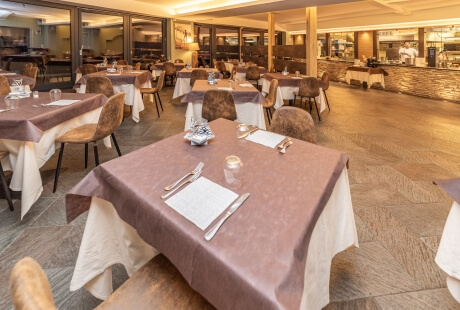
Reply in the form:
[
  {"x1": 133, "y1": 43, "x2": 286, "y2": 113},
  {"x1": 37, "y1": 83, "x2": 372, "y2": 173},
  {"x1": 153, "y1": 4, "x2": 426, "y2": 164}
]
[
  {"x1": 216, "y1": 27, "x2": 239, "y2": 61},
  {"x1": 132, "y1": 18, "x2": 163, "y2": 69}
]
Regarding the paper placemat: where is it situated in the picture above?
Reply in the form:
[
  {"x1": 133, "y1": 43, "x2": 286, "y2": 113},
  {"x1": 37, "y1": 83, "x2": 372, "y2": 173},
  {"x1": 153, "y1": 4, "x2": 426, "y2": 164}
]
[
  {"x1": 106, "y1": 73, "x2": 121, "y2": 76},
  {"x1": 218, "y1": 87, "x2": 233, "y2": 91},
  {"x1": 165, "y1": 177, "x2": 238, "y2": 230},
  {"x1": 130, "y1": 71, "x2": 143, "y2": 74},
  {"x1": 0, "y1": 73, "x2": 16, "y2": 75},
  {"x1": 239, "y1": 83, "x2": 253, "y2": 87},
  {"x1": 246, "y1": 130, "x2": 285, "y2": 148},
  {"x1": 291, "y1": 77, "x2": 302, "y2": 79},
  {"x1": 45, "y1": 100, "x2": 80, "y2": 107}
]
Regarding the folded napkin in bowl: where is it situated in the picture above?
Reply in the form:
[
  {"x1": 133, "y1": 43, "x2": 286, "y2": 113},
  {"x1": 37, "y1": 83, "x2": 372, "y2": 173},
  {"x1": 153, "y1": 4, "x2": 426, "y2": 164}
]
[
  {"x1": 246, "y1": 130, "x2": 285, "y2": 148},
  {"x1": 44, "y1": 99, "x2": 80, "y2": 107},
  {"x1": 217, "y1": 87, "x2": 233, "y2": 91},
  {"x1": 165, "y1": 177, "x2": 238, "y2": 230}
]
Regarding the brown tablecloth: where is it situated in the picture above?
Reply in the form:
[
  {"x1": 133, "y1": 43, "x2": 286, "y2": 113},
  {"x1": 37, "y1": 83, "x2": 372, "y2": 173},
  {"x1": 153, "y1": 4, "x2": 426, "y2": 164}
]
[
  {"x1": 0, "y1": 70, "x2": 35, "y2": 86},
  {"x1": 66, "y1": 118, "x2": 348, "y2": 309},
  {"x1": 0, "y1": 93, "x2": 107, "y2": 142},
  {"x1": 75, "y1": 65, "x2": 128, "y2": 73},
  {"x1": 235, "y1": 66, "x2": 267, "y2": 74},
  {"x1": 262, "y1": 72, "x2": 307, "y2": 87},
  {"x1": 347, "y1": 66, "x2": 388, "y2": 75},
  {"x1": 176, "y1": 68, "x2": 223, "y2": 79},
  {"x1": 181, "y1": 80, "x2": 266, "y2": 104},
  {"x1": 76, "y1": 70, "x2": 152, "y2": 88},
  {"x1": 434, "y1": 178, "x2": 460, "y2": 204},
  {"x1": 151, "y1": 62, "x2": 186, "y2": 72}
]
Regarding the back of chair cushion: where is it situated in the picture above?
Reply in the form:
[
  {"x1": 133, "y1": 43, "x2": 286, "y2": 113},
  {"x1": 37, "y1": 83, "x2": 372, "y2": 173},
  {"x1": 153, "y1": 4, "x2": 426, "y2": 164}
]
[
  {"x1": 23, "y1": 67, "x2": 38, "y2": 89},
  {"x1": 321, "y1": 72, "x2": 330, "y2": 91},
  {"x1": 202, "y1": 90, "x2": 237, "y2": 122},
  {"x1": 80, "y1": 64, "x2": 98, "y2": 75},
  {"x1": 93, "y1": 92, "x2": 125, "y2": 141},
  {"x1": 190, "y1": 69, "x2": 208, "y2": 87},
  {"x1": 0, "y1": 75, "x2": 10, "y2": 95},
  {"x1": 86, "y1": 76, "x2": 115, "y2": 98},
  {"x1": 298, "y1": 77, "x2": 320, "y2": 97},
  {"x1": 246, "y1": 66, "x2": 260, "y2": 81},
  {"x1": 157, "y1": 71, "x2": 166, "y2": 92},
  {"x1": 216, "y1": 61, "x2": 227, "y2": 73},
  {"x1": 117, "y1": 60, "x2": 128, "y2": 66},
  {"x1": 265, "y1": 79, "x2": 278, "y2": 108},
  {"x1": 270, "y1": 106, "x2": 317, "y2": 144},
  {"x1": 163, "y1": 62, "x2": 176, "y2": 75}
]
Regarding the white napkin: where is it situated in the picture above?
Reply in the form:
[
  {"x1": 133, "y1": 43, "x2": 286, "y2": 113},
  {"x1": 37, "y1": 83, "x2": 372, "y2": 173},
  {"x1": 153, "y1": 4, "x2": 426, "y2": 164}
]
[
  {"x1": 45, "y1": 100, "x2": 80, "y2": 107},
  {"x1": 218, "y1": 87, "x2": 233, "y2": 91},
  {"x1": 165, "y1": 177, "x2": 238, "y2": 230},
  {"x1": 106, "y1": 73, "x2": 121, "y2": 76},
  {"x1": 291, "y1": 77, "x2": 302, "y2": 79},
  {"x1": 246, "y1": 130, "x2": 285, "y2": 148},
  {"x1": 130, "y1": 71, "x2": 143, "y2": 73},
  {"x1": 0, "y1": 73, "x2": 16, "y2": 75},
  {"x1": 238, "y1": 83, "x2": 253, "y2": 87}
]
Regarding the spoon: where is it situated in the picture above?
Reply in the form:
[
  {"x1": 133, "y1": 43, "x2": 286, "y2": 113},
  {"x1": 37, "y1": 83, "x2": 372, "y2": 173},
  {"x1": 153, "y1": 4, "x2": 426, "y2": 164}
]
[
  {"x1": 279, "y1": 140, "x2": 293, "y2": 154},
  {"x1": 238, "y1": 128, "x2": 258, "y2": 139},
  {"x1": 277, "y1": 138, "x2": 292, "y2": 149},
  {"x1": 0, "y1": 108, "x2": 10, "y2": 113}
]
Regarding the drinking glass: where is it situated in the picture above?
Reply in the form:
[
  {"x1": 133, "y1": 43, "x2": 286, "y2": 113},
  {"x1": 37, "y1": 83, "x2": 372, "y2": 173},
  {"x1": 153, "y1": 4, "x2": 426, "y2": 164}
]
[
  {"x1": 295, "y1": 71, "x2": 300, "y2": 77},
  {"x1": 49, "y1": 89, "x2": 61, "y2": 102},
  {"x1": 223, "y1": 155, "x2": 243, "y2": 189},
  {"x1": 5, "y1": 95, "x2": 20, "y2": 109},
  {"x1": 127, "y1": 65, "x2": 133, "y2": 73}
]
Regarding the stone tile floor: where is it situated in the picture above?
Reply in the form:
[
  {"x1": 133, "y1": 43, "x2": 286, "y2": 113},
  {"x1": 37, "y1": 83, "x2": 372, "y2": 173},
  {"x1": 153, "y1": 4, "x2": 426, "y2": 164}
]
[{"x1": 1, "y1": 82, "x2": 460, "y2": 309}]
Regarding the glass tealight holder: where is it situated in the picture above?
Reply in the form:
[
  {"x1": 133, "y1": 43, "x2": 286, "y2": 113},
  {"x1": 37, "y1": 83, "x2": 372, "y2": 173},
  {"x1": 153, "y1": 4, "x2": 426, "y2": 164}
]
[
  {"x1": 223, "y1": 155, "x2": 243, "y2": 189},
  {"x1": 49, "y1": 89, "x2": 61, "y2": 102},
  {"x1": 5, "y1": 94, "x2": 20, "y2": 109},
  {"x1": 33, "y1": 91, "x2": 39, "y2": 99}
]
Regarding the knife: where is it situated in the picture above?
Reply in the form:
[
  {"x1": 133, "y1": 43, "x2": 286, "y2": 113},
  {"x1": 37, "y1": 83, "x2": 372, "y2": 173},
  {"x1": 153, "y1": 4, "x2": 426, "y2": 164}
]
[{"x1": 204, "y1": 193, "x2": 250, "y2": 241}]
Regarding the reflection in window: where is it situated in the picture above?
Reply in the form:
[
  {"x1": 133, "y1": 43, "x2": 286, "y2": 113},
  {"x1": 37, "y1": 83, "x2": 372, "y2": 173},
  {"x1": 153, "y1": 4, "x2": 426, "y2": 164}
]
[
  {"x1": 216, "y1": 27, "x2": 239, "y2": 61},
  {"x1": 131, "y1": 18, "x2": 163, "y2": 69}
]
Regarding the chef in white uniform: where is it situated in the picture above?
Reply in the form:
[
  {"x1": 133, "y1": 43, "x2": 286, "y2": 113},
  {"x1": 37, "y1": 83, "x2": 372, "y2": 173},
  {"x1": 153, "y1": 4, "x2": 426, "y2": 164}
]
[{"x1": 399, "y1": 41, "x2": 418, "y2": 61}]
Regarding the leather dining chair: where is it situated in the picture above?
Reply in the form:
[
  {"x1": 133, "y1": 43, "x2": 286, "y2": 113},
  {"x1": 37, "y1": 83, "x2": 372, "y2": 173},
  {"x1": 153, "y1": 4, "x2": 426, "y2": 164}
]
[
  {"x1": 193, "y1": 61, "x2": 199, "y2": 68},
  {"x1": 53, "y1": 92, "x2": 125, "y2": 193},
  {"x1": 190, "y1": 69, "x2": 208, "y2": 87},
  {"x1": 22, "y1": 66, "x2": 38, "y2": 90},
  {"x1": 216, "y1": 61, "x2": 231, "y2": 79},
  {"x1": 0, "y1": 151, "x2": 14, "y2": 212},
  {"x1": 270, "y1": 106, "x2": 317, "y2": 144},
  {"x1": 293, "y1": 77, "x2": 321, "y2": 121},
  {"x1": 140, "y1": 70, "x2": 165, "y2": 118},
  {"x1": 23, "y1": 63, "x2": 33, "y2": 74},
  {"x1": 246, "y1": 66, "x2": 261, "y2": 90},
  {"x1": 134, "y1": 62, "x2": 141, "y2": 70},
  {"x1": 263, "y1": 79, "x2": 278, "y2": 125},
  {"x1": 202, "y1": 89, "x2": 237, "y2": 122},
  {"x1": 0, "y1": 75, "x2": 11, "y2": 95},
  {"x1": 163, "y1": 62, "x2": 177, "y2": 86},
  {"x1": 175, "y1": 59, "x2": 184, "y2": 63},
  {"x1": 117, "y1": 60, "x2": 128, "y2": 65},
  {"x1": 320, "y1": 72, "x2": 331, "y2": 111},
  {"x1": 10, "y1": 255, "x2": 214, "y2": 310},
  {"x1": 80, "y1": 64, "x2": 98, "y2": 75}
]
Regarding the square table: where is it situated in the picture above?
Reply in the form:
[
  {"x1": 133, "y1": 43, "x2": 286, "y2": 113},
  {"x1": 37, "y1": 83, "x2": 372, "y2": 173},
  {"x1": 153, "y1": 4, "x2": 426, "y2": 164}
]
[
  {"x1": 74, "y1": 64, "x2": 128, "y2": 82},
  {"x1": 151, "y1": 62, "x2": 186, "y2": 79},
  {"x1": 66, "y1": 118, "x2": 358, "y2": 310},
  {"x1": 345, "y1": 67, "x2": 386, "y2": 89},
  {"x1": 234, "y1": 66, "x2": 267, "y2": 82},
  {"x1": 0, "y1": 93, "x2": 107, "y2": 219},
  {"x1": 0, "y1": 69, "x2": 35, "y2": 91},
  {"x1": 261, "y1": 73, "x2": 326, "y2": 111},
  {"x1": 76, "y1": 70, "x2": 152, "y2": 123},
  {"x1": 181, "y1": 80, "x2": 267, "y2": 130},
  {"x1": 172, "y1": 68, "x2": 222, "y2": 99}
]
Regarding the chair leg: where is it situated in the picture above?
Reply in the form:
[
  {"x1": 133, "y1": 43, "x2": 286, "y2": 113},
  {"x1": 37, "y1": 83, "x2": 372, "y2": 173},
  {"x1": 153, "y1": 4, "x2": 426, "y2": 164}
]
[
  {"x1": 111, "y1": 133, "x2": 122, "y2": 157},
  {"x1": 324, "y1": 90, "x2": 330, "y2": 111},
  {"x1": 0, "y1": 162, "x2": 14, "y2": 211},
  {"x1": 265, "y1": 108, "x2": 271, "y2": 125},
  {"x1": 313, "y1": 98, "x2": 321, "y2": 121},
  {"x1": 293, "y1": 95, "x2": 296, "y2": 106},
  {"x1": 93, "y1": 142, "x2": 99, "y2": 167},
  {"x1": 155, "y1": 92, "x2": 164, "y2": 111},
  {"x1": 84, "y1": 143, "x2": 88, "y2": 169},
  {"x1": 53, "y1": 143, "x2": 65, "y2": 193},
  {"x1": 309, "y1": 98, "x2": 312, "y2": 113},
  {"x1": 153, "y1": 93, "x2": 160, "y2": 118}
]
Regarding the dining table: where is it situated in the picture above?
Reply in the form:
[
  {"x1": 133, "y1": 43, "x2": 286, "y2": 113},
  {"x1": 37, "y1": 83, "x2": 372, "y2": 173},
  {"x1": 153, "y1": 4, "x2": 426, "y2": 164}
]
[
  {"x1": 150, "y1": 62, "x2": 186, "y2": 79},
  {"x1": 434, "y1": 178, "x2": 460, "y2": 303},
  {"x1": 234, "y1": 65, "x2": 267, "y2": 82},
  {"x1": 66, "y1": 118, "x2": 358, "y2": 310},
  {"x1": 181, "y1": 79, "x2": 267, "y2": 130},
  {"x1": 261, "y1": 72, "x2": 326, "y2": 111},
  {"x1": 172, "y1": 68, "x2": 222, "y2": 99},
  {"x1": 0, "y1": 69, "x2": 35, "y2": 91},
  {"x1": 75, "y1": 70, "x2": 152, "y2": 123},
  {"x1": 345, "y1": 66, "x2": 387, "y2": 89},
  {"x1": 74, "y1": 64, "x2": 128, "y2": 82},
  {"x1": 0, "y1": 92, "x2": 107, "y2": 219}
]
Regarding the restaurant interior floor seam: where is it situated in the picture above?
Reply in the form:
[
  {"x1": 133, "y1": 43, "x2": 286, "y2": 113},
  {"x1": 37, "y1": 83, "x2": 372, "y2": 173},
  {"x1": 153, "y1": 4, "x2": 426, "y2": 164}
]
[{"x1": 1, "y1": 83, "x2": 460, "y2": 309}]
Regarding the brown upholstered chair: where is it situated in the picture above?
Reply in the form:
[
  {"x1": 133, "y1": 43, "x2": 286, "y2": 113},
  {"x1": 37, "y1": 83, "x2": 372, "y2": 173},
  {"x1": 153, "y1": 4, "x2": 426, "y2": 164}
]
[
  {"x1": 140, "y1": 70, "x2": 165, "y2": 118},
  {"x1": 193, "y1": 61, "x2": 199, "y2": 68},
  {"x1": 174, "y1": 59, "x2": 184, "y2": 63},
  {"x1": 134, "y1": 62, "x2": 141, "y2": 70},
  {"x1": 10, "y1": 255, "x2": 214, "y2": 310},
  {"x1": 263, "y1": 79, "x2": 278, "y2": 125},
  {"x1": 85, "y1": 76, "x2": 114, "y2": 98},
  {"x1": 80, "y1": 64, "x2": 98, "y2": 76},
  {"x1": 246, "y1": 61, "x2": 255, "y2": 67},
  {"x1": 23, "y1": 63, "x2": 34, "y2": 74},
  {"x1": 0, "y1": 75, "x2": 11, "y2": 95},
  {"x1": 53, "y1": 92, "x2": 125, "y2": 192},
  {"x1": 190, "y1": 69, "x2": 208, "y2": 87},
  {"x1": 216, "y1": 61, "x2": 231, "y2": 79},
  {"x1": 22, "y1": 66, "x2": 38, "y2": 90},
  {"x1": 117, "y1": 60, "x2": 128, "y2": 65},
  {"x1": 320, "y1": 72, "x2": 331, "y2": 111},
  {"x1": 202, "y1": 89, "x2": 237, "y2": 122},
  {"x1": 163, "y1": 62, "x2": 176, "y2": 86},
  {"x1": 231, "y1": 59, "x2": 239, "y2": 66},
  {"x1": 293, "y1": 77, "x2": 321, "y2": 121},
  {"x1": 245, "y1": 66, "x2": 261, "y2": 89},
  {"x1": 270, "y1": 106, "x2": 317, "y2": 144},
  {"x1": 10, "y1": 257, "x2": 57, "y2": 310},
  {"x1": 0, "y1": 151, "x2": 14, "y2": 211}
]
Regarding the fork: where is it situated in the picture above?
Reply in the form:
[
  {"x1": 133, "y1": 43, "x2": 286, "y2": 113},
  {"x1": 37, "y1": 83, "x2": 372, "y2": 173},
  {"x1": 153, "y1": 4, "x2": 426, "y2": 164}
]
[
  {"x1": 161, "y1": 170, "x2": 202, "y2": 199},
  {"x1": 164, "y1": 162, "x2": 204, "y2": 191},
  {"x1": 277, "y1": 138, "x2": 292, "y2": 149},
  {"x1": 279, "y1": 140, "x2": 293, "y2": 154}
]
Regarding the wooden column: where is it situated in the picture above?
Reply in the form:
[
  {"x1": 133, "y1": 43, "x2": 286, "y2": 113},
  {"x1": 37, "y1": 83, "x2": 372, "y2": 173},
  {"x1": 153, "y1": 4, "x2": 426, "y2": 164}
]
[
  {"x1": 354, "y1": 32, "x2": 359, "y2": 59},
  {"x1": 373, "y1": 31, "x2": 378, "y2": 57},
  {"x1": 267, "y1": 12, "x2": 275, "y2": 72},
  {"x1": 305, "y1": 7, "x2": 317, "y2": 77},
  {"x1": 418, "y1": 28, "x2": 425, "y2": 58},
  {"x1": 325, "y1": 33, "x2": 330, "y2": 57}
]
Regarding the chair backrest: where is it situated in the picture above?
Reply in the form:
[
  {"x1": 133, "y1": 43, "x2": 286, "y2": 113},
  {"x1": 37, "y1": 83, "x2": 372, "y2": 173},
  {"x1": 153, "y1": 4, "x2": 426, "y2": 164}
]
[
  {"x1": 321, "y1": 72, "x2": 330, "y2": 91},
  {"x1": 93, "y1": 92, "x2": 125, "y2": 141},
  {"x1": 202, "y1": 89, "x2": 237, "y2": 122},
  {"x1": 298, "y1": 77, "x2": 320, "y2": 97},
  {"x1": 117, "y1": 60, "x2": 128, "y2": 65},
  {"x1": 10, "y1": 257, "x2": 57, "y2": 310},
  {"x1": 135, "y1": 62, "x2": 141, "y2": 70},
  {"x1": 216, "y1": 61, "x2": 227, "y2": 73},
  {"x1": 156, "y1": 71, "x2": 166, "y2": 92},
  {"x1": 246, "y1": 66, "x2": 260, "y2": 81},
  {"x1": 193, "y1": 61, "x2": 199, "y2": 68},
  {"x1": 86, "y1": 76, "x2": 115, "y2": 98},
  {"x1": 212, "y1": 59, "x2": 217, "y2": 68},
  {"x1": 174, "y1": 59, "x2": 184, "y2": 63},
  {"x1": 23, "y1": 67, "x2": 38, "y2": 90},
  {"x1": 23, "y1": 63, "x2": 34, "y2": 74},
  {"x1": 232, "y1": 59, "x2": 239, "y2": 65},
  {"x1": 190, "y1": 69, "x2": 208, "y2": 87},
  {"x1": 80, "y1": 64, "x2": 98, "y2": 75},
  {"x1": 265, "y1": 78, "x2": 278, "y2": 108},
  {"x1": 0, "y1": 75, "x2": 10, "y2": 95},
  {"x1": 246, "y1": 61, "x2": 255, "y2": 66},
  {"x1": 163, "y1": 62, "x2": 176, "y2": 75},
  {"x1": 270, "y1": 106, "x2": 317, "y2": 144}
]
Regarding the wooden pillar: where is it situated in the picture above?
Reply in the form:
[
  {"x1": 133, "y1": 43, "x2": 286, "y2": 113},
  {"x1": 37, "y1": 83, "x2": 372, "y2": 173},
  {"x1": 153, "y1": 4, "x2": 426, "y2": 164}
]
[
  {"x1": 267, "y1": 12, "x2": 275, "y2": 72},
  {"x1": 373, "y1": 31, "x2": 378, "y2": 57},
  {"x1": 325, "y1": 33, "x2": 330, "y2": 57},
  {"x1": 418, "y1": 28, "x2": 425, "y2": 58},
  {"x1": 354, "y1": 32, "x2": 359, "y2": 59},
  {"x1": 305, "y1": 7, "x2": 317, "y2": 77},
  {"x1": 238, "y1": 27, "x2": 243, "y2": 61}
]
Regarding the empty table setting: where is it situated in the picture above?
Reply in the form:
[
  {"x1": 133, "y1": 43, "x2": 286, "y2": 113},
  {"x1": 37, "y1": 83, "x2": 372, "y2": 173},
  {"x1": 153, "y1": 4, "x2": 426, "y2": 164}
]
[
  {"x1": 172, "y1": 67, "x2": 222, "y2": 99},
  {"x1": 181, "y1": 80, "x2": 267, "y2": 130},
  {"x1": 75, "y1": 70, "x2": 152, "y2": 123},
  {"x1": 151, "y1": 62, "x2": 186, "y2": 78},
  {"x1": 261, "y1": 72, "x2": 326, "y2": 111},
  {"x1": 345, "y1": 66, "x2": 387, "y2": 89},
  {"x1": 66, "y1": 118, "x2": 358, "y2": 310},
  {"x1": 0, "y1": 92, "x2": 107, "y2": 218}
]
